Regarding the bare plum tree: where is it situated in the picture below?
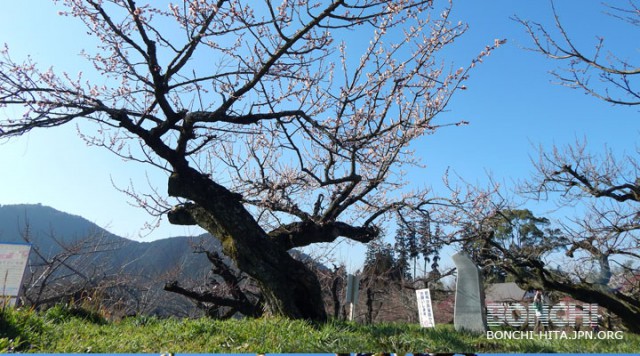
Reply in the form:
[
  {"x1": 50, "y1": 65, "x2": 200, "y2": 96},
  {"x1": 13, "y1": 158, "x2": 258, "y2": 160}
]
[
  {"x1": 0, "y1": 0, "x2": 500, "y2": 320},
  {"x1": 520, "y1": 141, "x2": 640, "y2": 333},
  {"x1": 515, "y1": 1, "x2": 640, "y2": 106},
  {"x1": 511, "y1": 1, "x2": 640, "y2": 332}
]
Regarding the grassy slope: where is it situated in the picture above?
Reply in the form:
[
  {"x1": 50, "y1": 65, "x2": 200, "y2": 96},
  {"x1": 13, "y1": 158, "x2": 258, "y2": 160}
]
[{"x1": 1, "y1": 307, "x2": 638, "y2": 353}]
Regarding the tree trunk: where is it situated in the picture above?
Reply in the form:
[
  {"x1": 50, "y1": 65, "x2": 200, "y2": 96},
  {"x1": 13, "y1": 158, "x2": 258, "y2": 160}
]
[
  {"x1": 514, "y1": 261, "x2": 640, "y2": 334},
  {"x1": 366, "y1": 287, "x2": 374, "y2": 324},
  {"x1": 167, "y1": 169, "x2": 327, "y2": 321},
  {"x1": 331, "y1": 274, "x2": 342, "y2": 319},
  {"x1": 540, "y1": 278, "x2": 640, "y2": 334}
]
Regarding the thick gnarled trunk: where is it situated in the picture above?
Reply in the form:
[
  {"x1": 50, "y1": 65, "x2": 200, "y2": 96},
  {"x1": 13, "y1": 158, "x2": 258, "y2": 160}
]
[
  {"x1": 512, "y1": 261, "x2": 640, "y2": 334},
  {"x1": 538, "y1": 276, "x2": 640, "y2": 334},
  {"x1": 167, "y1": 169, "x2": 327, "y2": 321}
]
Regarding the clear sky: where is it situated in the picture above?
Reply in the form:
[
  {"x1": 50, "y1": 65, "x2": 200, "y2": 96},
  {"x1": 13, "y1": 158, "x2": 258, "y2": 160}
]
[{"x1": 0, "y1": 1, "x2": 637, "y2": 272}]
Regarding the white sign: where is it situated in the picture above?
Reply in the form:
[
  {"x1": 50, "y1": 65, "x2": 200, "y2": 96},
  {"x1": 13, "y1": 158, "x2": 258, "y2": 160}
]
[
  {"x1": 416, "y1": 288, "x2": 436, "y2": 328},
  {"x1": 0, "y1": 243, "x2": 31, "y2": 307}
]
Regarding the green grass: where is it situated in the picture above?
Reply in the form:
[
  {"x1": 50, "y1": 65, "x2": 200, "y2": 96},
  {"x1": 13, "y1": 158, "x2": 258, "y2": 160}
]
[{"x1": 1, "y1": 306, "x2": 639, "y2": 353}]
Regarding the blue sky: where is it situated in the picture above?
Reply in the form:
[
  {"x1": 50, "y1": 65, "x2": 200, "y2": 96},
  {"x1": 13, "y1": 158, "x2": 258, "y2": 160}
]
[{"x1": 0, "y1": 1, "x2": 637, "y2": 272}]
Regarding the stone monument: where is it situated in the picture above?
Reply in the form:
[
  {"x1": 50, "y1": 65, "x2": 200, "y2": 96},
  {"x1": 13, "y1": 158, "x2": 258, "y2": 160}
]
[{"x1": 452, "y1": 252, "x2": 488, "y2": 334}]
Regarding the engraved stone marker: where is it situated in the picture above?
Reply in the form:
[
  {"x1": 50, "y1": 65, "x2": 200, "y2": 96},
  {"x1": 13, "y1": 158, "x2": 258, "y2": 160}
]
[{"x1": 452, "y1": 252, "x2": 488, "y2": 333}]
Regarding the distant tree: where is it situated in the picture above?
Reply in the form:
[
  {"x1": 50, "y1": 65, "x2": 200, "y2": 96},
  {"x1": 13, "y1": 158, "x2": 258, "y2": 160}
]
[
  {"x1": 416, "y1": 216, "x2": 432, "y2": 277},
  {"x1": 0, "y1": 0, "x2": 501, "y2": 321},
  {"x1": 363, "y1": 242, "x2": 406, "y2": 282},
  {"x1": 461, "y1": 208, "x2": 564, "y2": 283},
  {"x1": 418, "y1": 216, "x2": 444, "y2": 281},
  {"x1": 490, "y1": 209, "x2": 552, "y2": 249},
  {"x1": 405, "y1": 222, "x2": 420, "y2": 277},
  {"x1": 426, "y1": 222, "x2": 442, "y2": 281},
  {"x1": 394, "y1": 213, "x2": 443, "y2": 281},
  {"x1": 393, "y1": 223, "x2": 411, "y2": 280}
]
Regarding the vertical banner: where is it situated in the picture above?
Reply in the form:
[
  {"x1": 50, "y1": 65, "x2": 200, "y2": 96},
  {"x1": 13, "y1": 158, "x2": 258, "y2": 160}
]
[
  {"x1": 0, "y1": 243, "x2": 31, "y2": 307},
  {"x1": 416, "y1": 288, "x2": 436, "y2": 328}
]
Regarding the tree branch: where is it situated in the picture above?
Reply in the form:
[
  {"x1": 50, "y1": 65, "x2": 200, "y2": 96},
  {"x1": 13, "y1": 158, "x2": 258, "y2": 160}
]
[{"x1": 268, "y1": 220, "x2": 378, "y2": 250}]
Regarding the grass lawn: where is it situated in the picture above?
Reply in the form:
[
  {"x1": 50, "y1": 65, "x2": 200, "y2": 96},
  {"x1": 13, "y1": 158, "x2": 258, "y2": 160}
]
[{"x1": 1, "y1": 306, "x2": 638, "y2": 353}]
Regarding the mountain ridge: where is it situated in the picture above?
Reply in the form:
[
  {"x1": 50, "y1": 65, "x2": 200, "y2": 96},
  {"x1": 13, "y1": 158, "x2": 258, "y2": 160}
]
[
  {"x1": 0, "y1": 203, "x2": 218, "y2": 315},
  {"x1": 0, "y1": 203, "x2": 326, "y2": 317}
]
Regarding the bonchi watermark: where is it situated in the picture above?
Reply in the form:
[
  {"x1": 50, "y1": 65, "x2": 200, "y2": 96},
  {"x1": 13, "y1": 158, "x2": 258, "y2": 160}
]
[
  {"x1": 487, "y1": 330, "x2": 624, "y2": 340},
  {"x1": 486, "y1": 302, "x2": 599, "y2": 328}
]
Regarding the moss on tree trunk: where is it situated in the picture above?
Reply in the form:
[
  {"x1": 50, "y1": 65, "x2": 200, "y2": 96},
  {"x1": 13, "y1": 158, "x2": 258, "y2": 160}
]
[{"x1": 167, "y1": 169, "x2": 327, "y2": 321}]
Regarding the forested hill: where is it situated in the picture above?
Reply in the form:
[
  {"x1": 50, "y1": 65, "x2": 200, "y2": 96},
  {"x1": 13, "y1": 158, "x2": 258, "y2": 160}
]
[
  {"x1": 0, "y1": 203, "x2": 214, "y2": 279},
  {"x1": 0, "y1": 204, "x2": 324, "y2": 317},
  {"x1": 0, "y1": 203, "x2": 114, "y2": 245}
]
